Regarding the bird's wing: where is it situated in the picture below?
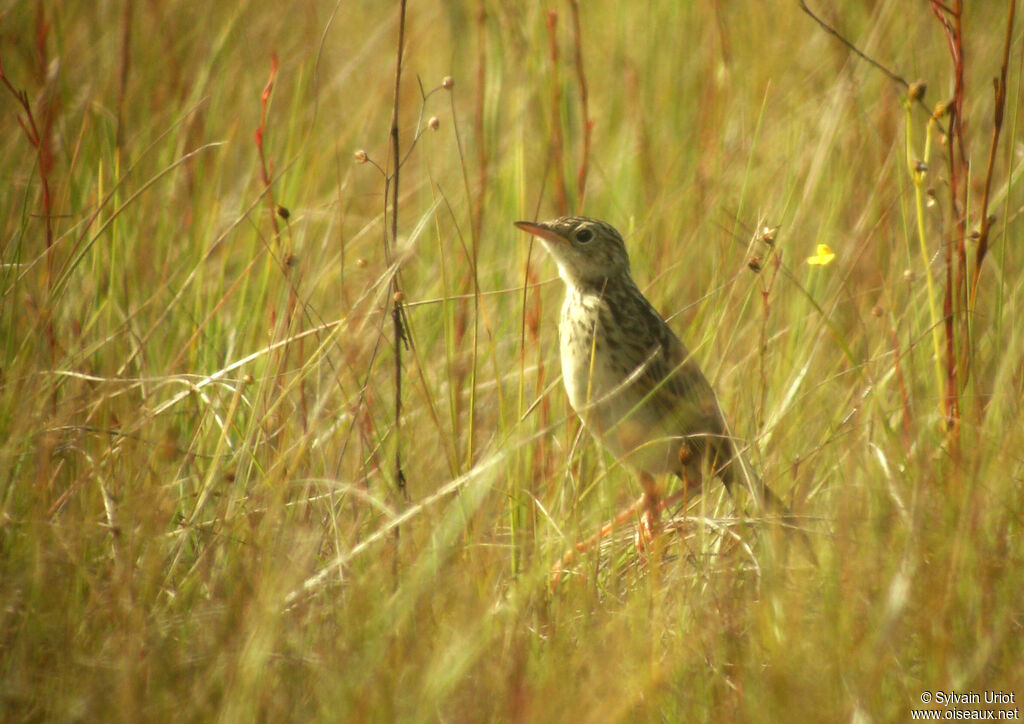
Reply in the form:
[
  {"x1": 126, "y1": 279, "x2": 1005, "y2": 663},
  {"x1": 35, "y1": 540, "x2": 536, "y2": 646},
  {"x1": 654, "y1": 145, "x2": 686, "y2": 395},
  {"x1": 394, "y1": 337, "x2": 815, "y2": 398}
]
[{"x1": 604, "y1": 289, "x2": 730, "y2": 460}]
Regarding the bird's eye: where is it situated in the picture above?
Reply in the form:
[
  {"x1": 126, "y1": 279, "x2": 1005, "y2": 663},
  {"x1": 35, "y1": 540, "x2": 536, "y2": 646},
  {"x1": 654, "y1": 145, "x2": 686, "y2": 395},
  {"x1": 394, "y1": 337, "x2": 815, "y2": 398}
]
[{"x1": 575, "y1": 228, "x2": 594, "y2": 243}]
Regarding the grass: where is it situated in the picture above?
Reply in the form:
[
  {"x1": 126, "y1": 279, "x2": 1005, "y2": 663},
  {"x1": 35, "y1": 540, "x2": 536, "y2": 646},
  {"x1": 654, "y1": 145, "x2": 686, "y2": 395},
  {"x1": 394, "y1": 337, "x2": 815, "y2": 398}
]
[{"x1": 2, "y1": 0, "x2": 1022, "y2": 721}]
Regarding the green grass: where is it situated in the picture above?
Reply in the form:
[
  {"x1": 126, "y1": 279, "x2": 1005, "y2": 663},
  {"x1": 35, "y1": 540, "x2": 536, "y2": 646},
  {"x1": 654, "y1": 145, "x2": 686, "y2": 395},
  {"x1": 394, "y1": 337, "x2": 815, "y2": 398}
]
[{"x1": 2, "y1": 0, "x2": 1023, "y2": 721}]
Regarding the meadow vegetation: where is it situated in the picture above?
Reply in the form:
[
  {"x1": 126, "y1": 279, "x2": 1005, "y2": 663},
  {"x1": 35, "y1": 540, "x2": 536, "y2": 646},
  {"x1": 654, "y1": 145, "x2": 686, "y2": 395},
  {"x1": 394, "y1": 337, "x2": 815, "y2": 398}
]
[{"x1": 1, "y1": 0, "x2": 1022, "y2": 720}]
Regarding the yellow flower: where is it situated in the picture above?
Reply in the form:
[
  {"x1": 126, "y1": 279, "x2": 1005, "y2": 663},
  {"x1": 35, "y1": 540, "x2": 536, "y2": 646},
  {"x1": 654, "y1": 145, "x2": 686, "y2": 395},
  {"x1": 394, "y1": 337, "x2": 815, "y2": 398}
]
[{"x1": 806, "y1": 244, "x2": 836, "y2": 266}]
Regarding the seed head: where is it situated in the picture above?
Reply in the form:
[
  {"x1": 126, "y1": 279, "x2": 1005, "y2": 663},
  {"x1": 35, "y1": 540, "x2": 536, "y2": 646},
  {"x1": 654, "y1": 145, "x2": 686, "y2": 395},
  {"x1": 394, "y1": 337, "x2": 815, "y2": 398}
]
[{"x1": 758, "y1": 225, "x2": 779, "y2": 247}]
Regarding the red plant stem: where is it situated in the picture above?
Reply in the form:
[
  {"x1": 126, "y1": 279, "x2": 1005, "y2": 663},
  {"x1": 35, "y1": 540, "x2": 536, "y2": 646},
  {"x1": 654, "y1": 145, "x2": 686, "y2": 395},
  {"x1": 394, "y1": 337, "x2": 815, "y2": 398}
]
[
  {"x1": 255, "y1": 54, "x2": 280, "y2": 241},
  {"x1": 1, "y1": 34, "x2": 54, "y2": 259},
  {"x1": 930, "y1": 0, "x2": 964, "y2": 434},
  {"x1": 2, "y1": 15, "x2": 58, "y2": 376},
  {"x1": 568, "y1": 0, "x2": 591, "y2": 212},
  {"x1": 545, "y1": 11, "x2": 569, "y2": 216},
  {"x1": 958, "y1": 0, "x2": 1016, "y2": 408}
]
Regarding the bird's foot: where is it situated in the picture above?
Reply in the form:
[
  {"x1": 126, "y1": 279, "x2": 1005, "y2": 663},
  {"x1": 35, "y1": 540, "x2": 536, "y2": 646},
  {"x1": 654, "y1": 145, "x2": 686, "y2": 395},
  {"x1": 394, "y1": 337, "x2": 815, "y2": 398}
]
[{"x1": 633, "y1": 492, "x2": 662, "y2": 553}]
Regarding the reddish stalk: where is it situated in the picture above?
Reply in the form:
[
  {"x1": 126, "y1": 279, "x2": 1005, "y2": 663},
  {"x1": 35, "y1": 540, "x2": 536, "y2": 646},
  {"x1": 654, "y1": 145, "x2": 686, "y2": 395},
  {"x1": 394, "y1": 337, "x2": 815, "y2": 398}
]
[
  {"x1": 756, "y1": 230, "x2": 781, "y2": 430},
  {"x1": 544, "y1": 11, "x2": 569, "y2": 216},
  {"x1": 568, "y1": 0, "x2": 592, "y2": 212},
  {"x1": 929, "y1": 1, "x2": 964, "y2": 438},
  {"x1": 797, "y1": 0, "x2": 1024, "y2": 450},
  {"x1": 255, "y1": 53, "x2": 281, "y2": 242},
  {"x1": 1, "y1": 14, "x2": 58, "y2": 372},
  {"x1": 0, "y1": 34, "x2": 54, "y2": 261},
  {"x1": 255, "y1": 54, "x2": 282, "y2": 455}
]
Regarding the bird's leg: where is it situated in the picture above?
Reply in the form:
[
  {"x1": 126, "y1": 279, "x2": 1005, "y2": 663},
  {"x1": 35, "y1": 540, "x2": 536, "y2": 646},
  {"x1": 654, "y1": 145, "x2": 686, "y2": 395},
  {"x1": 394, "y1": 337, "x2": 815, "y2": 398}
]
[
  {"x1": 634, "y1": 471, "x2": 662, "y2": 551},
  {"x1": 677, "y1": 442, "x2": 699, "y2": 494},
  {"x1": 549, "y1": 472, "x2": 683, "y2": 588},
  {"x1": 549, "y1": 472, "x2": 668, "y2": 586},
  {"x1": 549, "y1": 494, "x2": 648, "y2": 588},
  {"x1": 655, "y1": 443, "x2": 702, "y2": 524}
]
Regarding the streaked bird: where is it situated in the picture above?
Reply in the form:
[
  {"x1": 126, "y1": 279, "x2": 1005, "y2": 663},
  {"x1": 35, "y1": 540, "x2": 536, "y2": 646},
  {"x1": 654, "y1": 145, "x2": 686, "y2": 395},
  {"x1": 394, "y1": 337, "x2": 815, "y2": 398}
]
[{"x1": 515, "y1": 216, "x2": 790, "y2": 554}]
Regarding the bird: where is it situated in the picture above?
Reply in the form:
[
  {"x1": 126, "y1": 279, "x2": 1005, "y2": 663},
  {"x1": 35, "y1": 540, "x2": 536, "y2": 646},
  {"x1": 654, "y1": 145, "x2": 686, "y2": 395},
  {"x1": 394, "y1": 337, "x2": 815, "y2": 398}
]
[{"x1": 514, "y1": 216, "x2": 791, "y2": 557}]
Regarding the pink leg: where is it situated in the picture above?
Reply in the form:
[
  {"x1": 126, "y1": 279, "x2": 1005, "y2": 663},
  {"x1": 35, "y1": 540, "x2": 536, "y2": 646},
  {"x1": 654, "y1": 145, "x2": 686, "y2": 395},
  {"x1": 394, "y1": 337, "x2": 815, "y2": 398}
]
[
  {"x1": 550, "y1": 472, "x2": 679, "y2": 588},
  {"x1": 635, "y1": 471, "x2": 662, "y2": 550}
]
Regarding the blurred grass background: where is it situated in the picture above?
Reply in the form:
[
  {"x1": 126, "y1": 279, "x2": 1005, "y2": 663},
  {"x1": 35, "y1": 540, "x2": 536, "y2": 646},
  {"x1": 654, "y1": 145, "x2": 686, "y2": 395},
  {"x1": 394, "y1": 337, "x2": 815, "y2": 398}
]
[{"x1": 2, "y1": 0, "x2": 1022, "y2": 720}]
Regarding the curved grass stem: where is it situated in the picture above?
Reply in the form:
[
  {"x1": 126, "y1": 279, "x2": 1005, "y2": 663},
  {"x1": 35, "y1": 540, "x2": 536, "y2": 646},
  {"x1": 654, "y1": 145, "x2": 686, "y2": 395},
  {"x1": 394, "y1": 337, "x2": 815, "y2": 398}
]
[{"x1": 905, "y1": 100, "x2": 945, "y2": 416}]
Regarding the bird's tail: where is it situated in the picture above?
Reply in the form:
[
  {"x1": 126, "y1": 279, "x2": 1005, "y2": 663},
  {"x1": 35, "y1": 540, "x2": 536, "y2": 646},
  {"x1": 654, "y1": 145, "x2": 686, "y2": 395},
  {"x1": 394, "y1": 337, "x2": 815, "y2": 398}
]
[
  {"x1": 718, "y1": 445, "x2": 817, "y2": 564},
  {"x1": 714, "y1": 443, "x2": 779, "y2": 510}
]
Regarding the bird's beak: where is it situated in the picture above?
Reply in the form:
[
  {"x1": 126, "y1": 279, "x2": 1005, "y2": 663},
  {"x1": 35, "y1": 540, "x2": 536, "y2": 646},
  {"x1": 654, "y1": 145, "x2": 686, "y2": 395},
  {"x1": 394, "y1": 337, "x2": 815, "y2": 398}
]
[{"x1": 514, "y1": 220, "x2": 567, "y2": 245}]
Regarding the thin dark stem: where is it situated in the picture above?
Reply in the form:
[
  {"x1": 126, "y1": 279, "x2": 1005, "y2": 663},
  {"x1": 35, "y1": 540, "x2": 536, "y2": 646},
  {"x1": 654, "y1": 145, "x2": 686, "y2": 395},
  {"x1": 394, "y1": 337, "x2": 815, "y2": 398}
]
[
  {"x1": 798, "y1": 1, "x2": 942, "y2": 124},
  {"x1": 971, "y1": 0, "x2": 1015, "y2": 295},
  {"x1": 798, "y1": 1, "x2": 909, "y2": 89},
  {"x1": 960, "y1": 0, "x2": 1016, "y2": 420},
  {"x1": 389, "y1": 0, "x2": 409, "y2": 499}
]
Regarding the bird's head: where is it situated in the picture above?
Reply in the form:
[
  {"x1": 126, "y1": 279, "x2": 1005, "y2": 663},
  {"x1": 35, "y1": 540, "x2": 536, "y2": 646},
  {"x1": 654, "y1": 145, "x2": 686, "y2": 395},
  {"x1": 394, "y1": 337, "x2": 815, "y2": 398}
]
[{"x1": 514, "y1": 216, "x2": 631, "y2": 287}]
